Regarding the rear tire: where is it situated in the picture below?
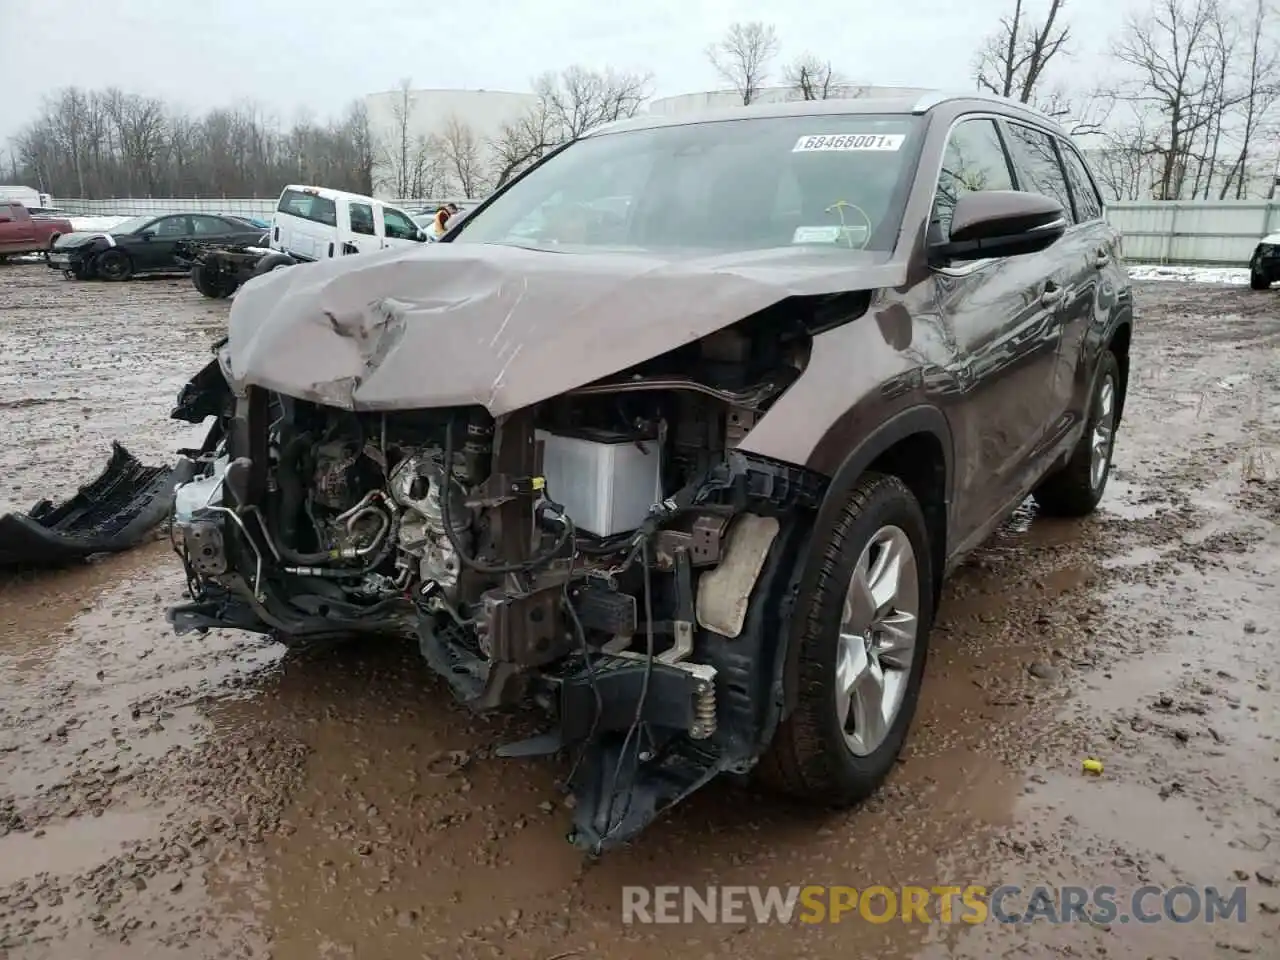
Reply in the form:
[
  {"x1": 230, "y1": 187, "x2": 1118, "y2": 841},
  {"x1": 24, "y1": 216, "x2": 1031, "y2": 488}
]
[
  {"x1": 251, "y1": 253, "x2": 296, "y2": 277},
  {"x1": 96, "y1": 249, "x2": 133, "y2": 281},
  {"x1": 1033, "y1": 350, "x2": 1121, "y2": 517},
  {"x1": 760, "y1": 473, "x2": 934, "y2": 805},
  {"x1": 1250, "y1": 268, "x2": 1271, "y2": 290},
  {"x1": 191, "y1": 262, "x2": 238, "y2": 299}
]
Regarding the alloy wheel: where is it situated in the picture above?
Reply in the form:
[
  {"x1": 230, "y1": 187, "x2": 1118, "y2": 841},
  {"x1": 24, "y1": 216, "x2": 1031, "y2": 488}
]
[
  {"x1": 835, "y1": 525, "x2": 920, "y2": 756},
  {"x1": 1090, "y1": 374, "x2": 1116, "y2": 490}
]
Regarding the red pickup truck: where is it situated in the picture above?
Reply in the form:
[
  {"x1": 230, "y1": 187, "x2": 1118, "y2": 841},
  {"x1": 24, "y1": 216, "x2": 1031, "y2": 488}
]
[{"x1": 0, "y1": 202, "x2": 75, "y2": 260}]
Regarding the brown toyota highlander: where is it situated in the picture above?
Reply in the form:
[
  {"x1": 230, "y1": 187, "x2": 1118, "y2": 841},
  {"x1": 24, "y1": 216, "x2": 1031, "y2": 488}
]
[{"x1": 166, "y1": 90, "x2": 1132, "y2": 852}]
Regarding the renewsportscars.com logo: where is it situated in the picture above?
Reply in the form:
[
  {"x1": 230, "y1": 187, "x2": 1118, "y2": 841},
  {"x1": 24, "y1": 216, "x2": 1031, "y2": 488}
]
[{"x1": 621, "y1": 885, "x2": 1251, "y2": 925}]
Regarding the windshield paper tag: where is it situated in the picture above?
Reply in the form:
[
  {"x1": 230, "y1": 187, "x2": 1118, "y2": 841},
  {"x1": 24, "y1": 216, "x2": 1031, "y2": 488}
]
[
  {"x1": 792, "y1": 134, "x2": 904, "y2": 152},
  {"x1": 792, "y1": 225, "x2": 869, "y2": 245}
]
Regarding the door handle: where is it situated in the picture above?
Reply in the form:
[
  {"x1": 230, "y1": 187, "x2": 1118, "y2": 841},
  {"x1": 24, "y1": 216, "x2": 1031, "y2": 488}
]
[
  {"x1": 1093, "y1": 251, "x2": 1110, "y2": 268},
  {"x1": 1040, "y1": 283, "x2": 1064, "y2": 306}
]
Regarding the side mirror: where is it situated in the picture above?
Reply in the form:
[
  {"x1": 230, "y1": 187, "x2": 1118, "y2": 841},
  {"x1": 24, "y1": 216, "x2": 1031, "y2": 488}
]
[
  {"x1": 139, "y1": 230, "x2": 154, "y2": 241},
  {"x1": 415, "y1": 228, "x2": 427, "y2": 242},
  {"x1": 929, "y1": 190, "x2": 1066, "y2": 263}
]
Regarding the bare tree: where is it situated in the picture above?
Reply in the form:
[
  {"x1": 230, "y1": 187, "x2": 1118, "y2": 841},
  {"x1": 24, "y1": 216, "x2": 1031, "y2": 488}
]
[
  {"x1": 408, "y1": 135, "x2": 447, "y2": 198},
  {"x1": 974, "y1": 0, "x2": 1071, "y2": 106},
  {"x1": 706, "y1": 22, "x2": 780, "y2": 105},
  {"x1": 486, "y1": 65, "x2": 651, "y2": 188},
  {"x1": 1218, "y1": 0, "x2": 1280, "y2": 197},
  {"x1": 784, "y1": 55, "x2": 848, "y2": 100},
  {"x1": 1091, "y1": 116, "x2": 1160, "y2": 200},
  {"x1": 1112, "y1": 0, "x2": 1219, "y2": 199},
  {"x1": 489, "y1": 101, "x2": 553, "y2": 190},
  {"x1": 375, "y1": 77, "x2": 417, "y2": 198},
  {"x1": 10, "y1": 84, "x2": 374, "y2": 198},
  {"x1": 535, "y1": 65, "x2": 652, "y2": 139},
  {"x1": 438, "y1": 115, "x2": 487, "y2": 197}
]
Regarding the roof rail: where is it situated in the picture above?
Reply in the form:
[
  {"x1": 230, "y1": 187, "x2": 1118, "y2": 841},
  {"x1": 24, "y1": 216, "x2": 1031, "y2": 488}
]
[{"x1": 911, "y1": 90, "x2": 1057, "y2": 124}]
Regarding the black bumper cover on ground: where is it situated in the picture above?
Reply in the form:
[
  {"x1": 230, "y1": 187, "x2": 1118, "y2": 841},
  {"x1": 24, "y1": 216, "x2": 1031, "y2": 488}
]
[{"x1": 0, "y1": 442, "x2": 193, "y2": 568}]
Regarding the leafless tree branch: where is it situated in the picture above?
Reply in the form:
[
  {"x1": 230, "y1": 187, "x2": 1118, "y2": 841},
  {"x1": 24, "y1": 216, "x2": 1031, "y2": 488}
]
[
  {"x1": 783, "y1": 55, "x2": 848, "y2": 100},
  {"x1": 706, "y1": 22, "x2": 780, "y2": 105}
]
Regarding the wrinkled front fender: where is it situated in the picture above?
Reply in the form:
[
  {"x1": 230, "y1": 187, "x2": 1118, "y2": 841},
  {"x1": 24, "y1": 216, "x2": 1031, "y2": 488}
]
[{"x1": 171, "y1": 352, "x2": 233, "y2": 425}]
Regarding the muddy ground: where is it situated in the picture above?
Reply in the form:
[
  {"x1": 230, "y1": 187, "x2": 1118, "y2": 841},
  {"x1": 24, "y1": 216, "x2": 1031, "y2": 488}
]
[{"x1": 0, "y1": 262, "x2": 1277, "y2": 960}]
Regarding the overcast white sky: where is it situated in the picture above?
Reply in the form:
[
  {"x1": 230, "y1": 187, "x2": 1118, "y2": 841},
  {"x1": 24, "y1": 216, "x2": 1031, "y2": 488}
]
[{"x1": 0, "y1": 0, "x2": 1128, "y2": 143}]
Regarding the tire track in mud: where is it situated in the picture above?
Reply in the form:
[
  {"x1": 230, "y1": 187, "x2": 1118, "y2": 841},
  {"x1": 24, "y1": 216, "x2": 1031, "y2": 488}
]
[{"x1": 0, "y1": 264, "x2": 1277, "y2": 959}]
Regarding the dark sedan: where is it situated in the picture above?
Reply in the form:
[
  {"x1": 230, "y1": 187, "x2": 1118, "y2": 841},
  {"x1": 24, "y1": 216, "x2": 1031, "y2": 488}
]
[
  {"x1": 48, "y1": 213, "x2": 266, "y2": 281},
  {"x1": 1250, "y1": 231, "x2": 1280, "y2": 290}
]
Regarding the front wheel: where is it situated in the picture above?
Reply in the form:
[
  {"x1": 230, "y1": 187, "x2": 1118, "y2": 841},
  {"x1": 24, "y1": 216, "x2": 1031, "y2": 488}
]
[
  {"x1": 95, "y1": 249, "x2": 133, "y2": 281},
  {"x1": 760, "y1": 472, "x2": 934, "y2": 805},
  {"x1": 1033, "y1": 350, "x2": 1120, "y2": 516},
  {"x1": 1250, "y1": 268, "x2": 1271, "y2": 291}
]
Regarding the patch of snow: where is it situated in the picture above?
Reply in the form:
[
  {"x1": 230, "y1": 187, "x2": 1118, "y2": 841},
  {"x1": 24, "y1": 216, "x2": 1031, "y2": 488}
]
[
  {"x1": 68, "y1": 215, "x2": 133, "y2": 233},
  {"x1": 1261, "y1": 232, "x2": 1280, "y2": 245},
  {"x1": 1126, "y1": 264, "x2": 1252, "y2": 285}
]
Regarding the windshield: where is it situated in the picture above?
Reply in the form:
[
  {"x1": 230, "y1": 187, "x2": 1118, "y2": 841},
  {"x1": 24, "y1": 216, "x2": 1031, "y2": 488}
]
[
  {"x1": 452, "y1": 113, "x2": 922, "y2": 254},
  {"x1": 110, "y1": 216, "x2": 154, "y2": 235}
]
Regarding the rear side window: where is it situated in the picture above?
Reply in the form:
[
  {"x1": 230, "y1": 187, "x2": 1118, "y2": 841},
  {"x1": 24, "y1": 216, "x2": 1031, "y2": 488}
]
[
  {"x1": 191, "y1": 215, "x2": 232, "y2": 235},
  {"x1": 1059, "y1": 143, "x2": 1104, "y2": 222},
  {"x1": 349, "y1": 202, "x2": 376, "y2": 236},
  {"x1": 931, "y1": 118, "x2": 1015, "y2": 240},
  {"x1": 277, "y1": 189, "x2": 338, "y2": 227},
  {"x1": 383, "y1": 207, "x2": 418, "y2": 240},
  {"x1": 1005, "y1": 123, "x2": 1075, "y2": 223}
]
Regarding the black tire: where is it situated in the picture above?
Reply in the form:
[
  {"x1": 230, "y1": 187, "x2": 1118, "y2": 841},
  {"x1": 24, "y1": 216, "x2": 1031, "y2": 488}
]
[
  {"x1": 1033, "y1": 350, "x2": 1121, "y2": 517},
  {"x1": 760, "y1": 472, "x2": 934, "y2": 805},
  {"x1": 1250, "y1": 268, "x2": 1271, "y2": 291},
  {"x1": 251, "y1": 253, "x2": 296, "y2": 277},
  {"x1": 191, "y1": 262, "x2": 238, "y2": 299},
  {"x1": 95, "y1": 248, "x2": 133, "y2": 281}
]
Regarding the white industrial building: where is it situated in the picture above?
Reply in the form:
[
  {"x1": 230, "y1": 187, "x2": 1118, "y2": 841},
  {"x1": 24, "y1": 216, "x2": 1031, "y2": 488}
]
[
  {"x1": 363, "y1": 88, "x2": 539, "y2": 200},
  {"x1": 646, "y1": 85, "x2": 935, "y2": 116}
]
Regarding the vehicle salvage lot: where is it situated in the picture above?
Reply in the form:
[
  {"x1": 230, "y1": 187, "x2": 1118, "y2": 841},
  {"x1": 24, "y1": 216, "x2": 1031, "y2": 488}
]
[{"x1": 0, "y1": 262, "x2": 1278, "y2": 959}]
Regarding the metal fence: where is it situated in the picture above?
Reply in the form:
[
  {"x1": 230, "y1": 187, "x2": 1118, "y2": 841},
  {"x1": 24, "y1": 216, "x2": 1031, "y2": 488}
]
[
  {"x1": 46, "y1": 196, "x2": 1280, "y2": 266},
  {"x1": 1105, "y1": 200, "x2": 1280, "y2": 266},
  {"x1": 49, "y1": 196, "x2": 475, "y2": 219}
]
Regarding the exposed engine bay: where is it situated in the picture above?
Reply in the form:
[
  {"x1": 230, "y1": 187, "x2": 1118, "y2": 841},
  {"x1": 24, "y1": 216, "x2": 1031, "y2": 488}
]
[{"x1": 168, "y1": 311, "x2": 833, "y2": 851}]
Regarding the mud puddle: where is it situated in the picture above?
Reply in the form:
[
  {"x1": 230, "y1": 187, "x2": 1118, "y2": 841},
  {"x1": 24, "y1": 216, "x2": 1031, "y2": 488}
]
[{"x1": 0, "y1": 270, "x2": 1277, "y2": 958}]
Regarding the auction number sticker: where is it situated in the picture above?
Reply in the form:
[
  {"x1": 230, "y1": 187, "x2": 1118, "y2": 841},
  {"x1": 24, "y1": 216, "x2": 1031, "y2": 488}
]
[
  {"x1": 792, "y1": 225, "x2": 868, "y2": 245},
  {"x1": 792, "y1": 133, "x2": 905, "y2": 152}
]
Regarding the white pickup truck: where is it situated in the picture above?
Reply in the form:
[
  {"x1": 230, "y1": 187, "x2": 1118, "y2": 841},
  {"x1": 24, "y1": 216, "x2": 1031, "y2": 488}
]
[{"x1": 178, "y1": 185, "x2": 428, "y2": 298}]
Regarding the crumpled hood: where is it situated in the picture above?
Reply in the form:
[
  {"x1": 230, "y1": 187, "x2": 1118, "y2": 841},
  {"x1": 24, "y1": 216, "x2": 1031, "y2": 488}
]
[
  {"x1": 53, "y1": 231, "x2": 110, "y2": 250},
  {"x1": 225, "y1": 241, "x2": 907, "y2": 416}
]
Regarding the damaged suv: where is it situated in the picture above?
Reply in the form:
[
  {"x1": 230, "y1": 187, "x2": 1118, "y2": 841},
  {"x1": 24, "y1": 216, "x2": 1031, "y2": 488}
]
[{"x1": 167, "y1": 92, "x2": 1132, "y2": 852}]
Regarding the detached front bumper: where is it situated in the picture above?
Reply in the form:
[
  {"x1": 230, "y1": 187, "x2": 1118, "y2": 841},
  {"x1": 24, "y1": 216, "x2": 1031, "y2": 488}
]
[{"x1": 0, "y1": 442, "x2": 192, "y2": 568}]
